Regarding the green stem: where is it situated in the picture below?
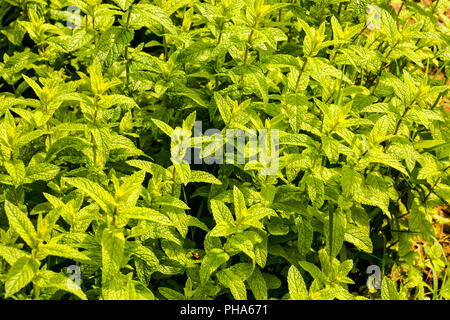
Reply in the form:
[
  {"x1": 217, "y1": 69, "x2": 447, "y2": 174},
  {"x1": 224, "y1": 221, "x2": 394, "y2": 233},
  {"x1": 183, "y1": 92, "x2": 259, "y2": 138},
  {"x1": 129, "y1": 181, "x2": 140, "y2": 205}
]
[
  {"x1": 383, "y1": 100, "x2": 414, "y2": 153},
  {"x1": 396, "y1": 2, "x2": 404, "y2": 18},
  {"x1": 45, "y1": 103, "x2": 52, "y2": 146},
  {"x1": 33, "y1": 283, "x2": 40, "y2": 300},
  {"x1": 13, "y1": 186, "x2": 19, "y2": 206},
  {"x1": 92, "y1": 14, "x2": 97, "y2": 47},
  {"x1": 238, "y1": 27, "x2": 256, "y2": 88},
  {"x1": 328, "y1": 207, "x2": 334, "y2": 264},
  {"x1": 125, "y1": 7, "x2": 133, "y2": 96},
  {"x1": 371, "y1": 41, "x2": 399, "y2": 95},
  {"x1": 294, "y1": 58, "x2": 308, "y2": 92},
  {"x1": 215, "y1": 21, "x2": 226, "y2": 89},
  {"x1": 171, "y1": 166, "x2": 176, "y2": 196},
  {"x1": 432, "y1": 0, "x2": 440, "y2": 12},
  {"x1": 431, "y1": 91, "x2": 446, "y2": 110},
  {"x1": 424, "y1": 165, "x2": 450, "y2": 202},
  {"x1": 163, "y1": 27, "x2": 168, "y2": 61}
]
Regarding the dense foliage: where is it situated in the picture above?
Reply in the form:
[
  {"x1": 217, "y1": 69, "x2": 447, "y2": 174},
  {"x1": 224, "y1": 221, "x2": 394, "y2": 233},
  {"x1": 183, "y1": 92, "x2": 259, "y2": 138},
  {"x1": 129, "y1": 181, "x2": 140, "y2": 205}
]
[{"x1": 0, "y1": 0, "x2": 448, "y2": 300}]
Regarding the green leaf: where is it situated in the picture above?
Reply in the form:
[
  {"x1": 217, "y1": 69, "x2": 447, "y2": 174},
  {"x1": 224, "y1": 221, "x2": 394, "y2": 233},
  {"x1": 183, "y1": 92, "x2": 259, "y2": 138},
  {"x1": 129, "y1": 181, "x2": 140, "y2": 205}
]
[
  {"x1": 209, "y1": 221, "x2": 237, "y2": 237},
  {"x1": 0, "y1": 244, "x2": 30, "y2": 266},
  {"x1": 199, "y1": 248, "x2": 230, "y2": 285},
  {"x1": 64, "y1": 177, "x2": 116, "y2": 214},
  {"x1": 189, "y1": 170, "x2": 222, "y2": 184},
  {"x1": 295, "y1": 215, "x2": 313, "y2": 258},
  {"x1": 344, "y1": 224, "x2": 373, "y2": 253},
  {"x1": 118, "y1": 207, "x2": 173, "y2": 225},
  {"x1": 210, "y1": 200, "x2": 234, "y2": 224},
  {"x1": 40, "y1": 243, "x2": 91, "y2": 263},
  {"x1": 409, "y1": 197, "x2": 434, "y2": 238},
  {"x1": 4, "y1": 159, "x2": 25, "y2": 187},
  {"x1": 381, "y1": 277, "x2": 400, "y2": 300},
  {"x1": 214, "y1": 92, "x2": 232, "y2": 125},
  {"x1": 247, "y1": 268, "x2": 268, "y2": 300},
  {"x1": 216, "y1": 267, "x2": 248, "y2": 300},
  {"x1": 233, "y1": 186, "x2": 247, "y2": 221},
  {"x1": 96, "y1": 27, "x2": 134, "y2": 71},
  {"x1": 298, "y1": 260, "x2": 327, "y2": 284},
  {"x1": 325, "y1": 209, "x2": 346, "y2": 259},
  {"x1": 5, "y1": 257, "x2": 40, "y2": 298},
  {"x1": 45, "y1": 137, "x2": 90, "y2": 161},
  {"x1": 151, "y1": 118, "x2": 174, "y2": 137},
  {"x1": 24, "y1": 163, "x2": 60, "y2": 183},
  {"x1": 4, "y1": 201, "x2": 38, "y2": 248},
  {"x1": 153, "y1": 196, "x2": 190, "y2": 210},
  {"x1": 365, "y1": 151, "x2": 409, "y2": 176},
  {"x1": 129, "y1": 242, "x2": 159, "y2": 269},
  {"x1": 341, "y1": 166, "x2": 363, "y2": 197},
  {"x1": 33, "y1": 270, "x2": 87, "y2": 300},
  {"x1": 159, "y1": 287, "x2": 186, "y2": 300},
  {"x1": 115, "y1": 170, "x2": 145, "y2": 207},
  {"x1": 112, "y1": 0, "x2": 135, "y2": 11},
  {"x1": 288, "y1": 265, "x2": 308, "y2": 300},
  {"x1": 101, "y1": 228, "x2": 126, "y2": 300},
  {"x1": 380, "y1": 9, "x2": 398, "y2": 47},
  {"x1": 131, "y1": 4, "x2": 177, "y2": 35},
  {"x1": 225, "y1": 232, "x2": 256, "y2": 265},
  {"x1": 304, "y1": 173, "x2": 324, "y2": 208}
]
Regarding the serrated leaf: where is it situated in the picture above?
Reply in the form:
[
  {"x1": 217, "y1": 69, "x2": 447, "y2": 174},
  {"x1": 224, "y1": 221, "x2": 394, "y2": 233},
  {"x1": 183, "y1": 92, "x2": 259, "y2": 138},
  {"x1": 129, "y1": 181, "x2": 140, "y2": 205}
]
[
  {"x1": 247, "y1": 268, "x2": 267, "y2": 300},
  {"x1": 112, "y1": 0, "x2": 135, "y2": 11},
  {"x1": 118, "y1": 207, "x2": 173, "y2": 225},
  {"x1": 210, "y1": 200, "x2": 234, "y2": 224},
  {"x1": 24, "y1": 163, "x2": 60, "y2": 183},
  {"x1": 199, "y1": 248, "x2": 230, "y2": 285},
  {"x1": 288, "y1": 265, "x2": 308, "y2": 300},
  {"x1": 96, "y1": 27, "x2": 134, "y2": 71},
  {"x1": 101, "y1": 228, "x2": 126, "y2": 300},
  {"x1": 64, "y1": 177, "x2": 116, "y2": 214},
  {"x1": 40, "y1": 243, "x2": 90, "y2": 263},
  {"x1": 325, "y1": 209, "x2": 346, "y2": 259},
  {"x1": 381, "y1": 277, "x2": 400, "y2": 300},
  {"x1": 0, "y1": 244, "x2": 30, "y2": 266},
  {"x1": 216, "y1": 268, "x2": 247, "y2": 300},
  {"x1": 33, "y1": 270, "x2": 87, "y2": 300},
  {"x1": 189, "y1": 170, "x2": 222, "y2": 185},
  {"x1": 4, "y1": 201, "x2": 38, "y2": 249},
  {"x1": 5, "y1": 257, "x2": 39, "y2": 298}
]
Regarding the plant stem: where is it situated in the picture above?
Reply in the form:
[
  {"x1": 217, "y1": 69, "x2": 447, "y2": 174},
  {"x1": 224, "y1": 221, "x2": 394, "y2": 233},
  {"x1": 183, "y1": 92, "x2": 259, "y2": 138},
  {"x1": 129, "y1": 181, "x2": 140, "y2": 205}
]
[
  {"x1": 45, "y1": 103, "x2": 52, "y2": 146},
  {"x1": 371, "y1": 41, "x2": 399, "y2": 95},
  {"x1": 92, "y1": 14, "x2": 97, "y2": 46},
  {"x1": 171, "y1": 165, "x2": 176, "y2": 196},
  {"x1": 337, "y1": 2, "x2": 343, "y2": 17},
  {"x1": 432, "y1": 0, "x2": 440, "y2": 12},
  {"x1": 383, "y1": 102, "x2": 413, "y2": 153},
  {"x1": 431, "y1": 91, "x2": 445, "y2": 110},
  {"x1": 238, "y1": 27, "x2": 256, "y2": 88},
  {"x1": 294, "y1": 58, "x2": 308, "y2": 92},
  {"x1": 328, "y1": 208, "x2": 333, "y2": 264},
  {"x1": 215, "y1": 21, "x2": 226, "y2": 89},
  {"x1": 163, "y1": 27, "x2": 168, "y2": 61},
  {"x1": 424, "y1": 165, "x2": 450, "y2": 201},
  {"x1": 124, "y1": 7, "x2": 133, "y2": 96},
  {"x1": 33, "y1": 283, "x2": 39, "y2": 299}
]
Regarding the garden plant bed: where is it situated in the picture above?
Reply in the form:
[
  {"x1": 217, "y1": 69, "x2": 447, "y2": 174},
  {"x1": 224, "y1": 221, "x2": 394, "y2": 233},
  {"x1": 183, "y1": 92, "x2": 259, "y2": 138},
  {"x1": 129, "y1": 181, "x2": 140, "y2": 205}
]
[{"x1": 0, "y1": 0, "x2": 448, "y2": 301}]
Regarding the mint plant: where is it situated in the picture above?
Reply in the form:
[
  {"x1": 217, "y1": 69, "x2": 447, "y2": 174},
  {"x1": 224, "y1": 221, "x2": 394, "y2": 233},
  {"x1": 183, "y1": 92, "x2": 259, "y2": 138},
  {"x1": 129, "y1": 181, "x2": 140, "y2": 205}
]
[{"x1": 0, "y1": 0, "x2": 449, "y2": 300}]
